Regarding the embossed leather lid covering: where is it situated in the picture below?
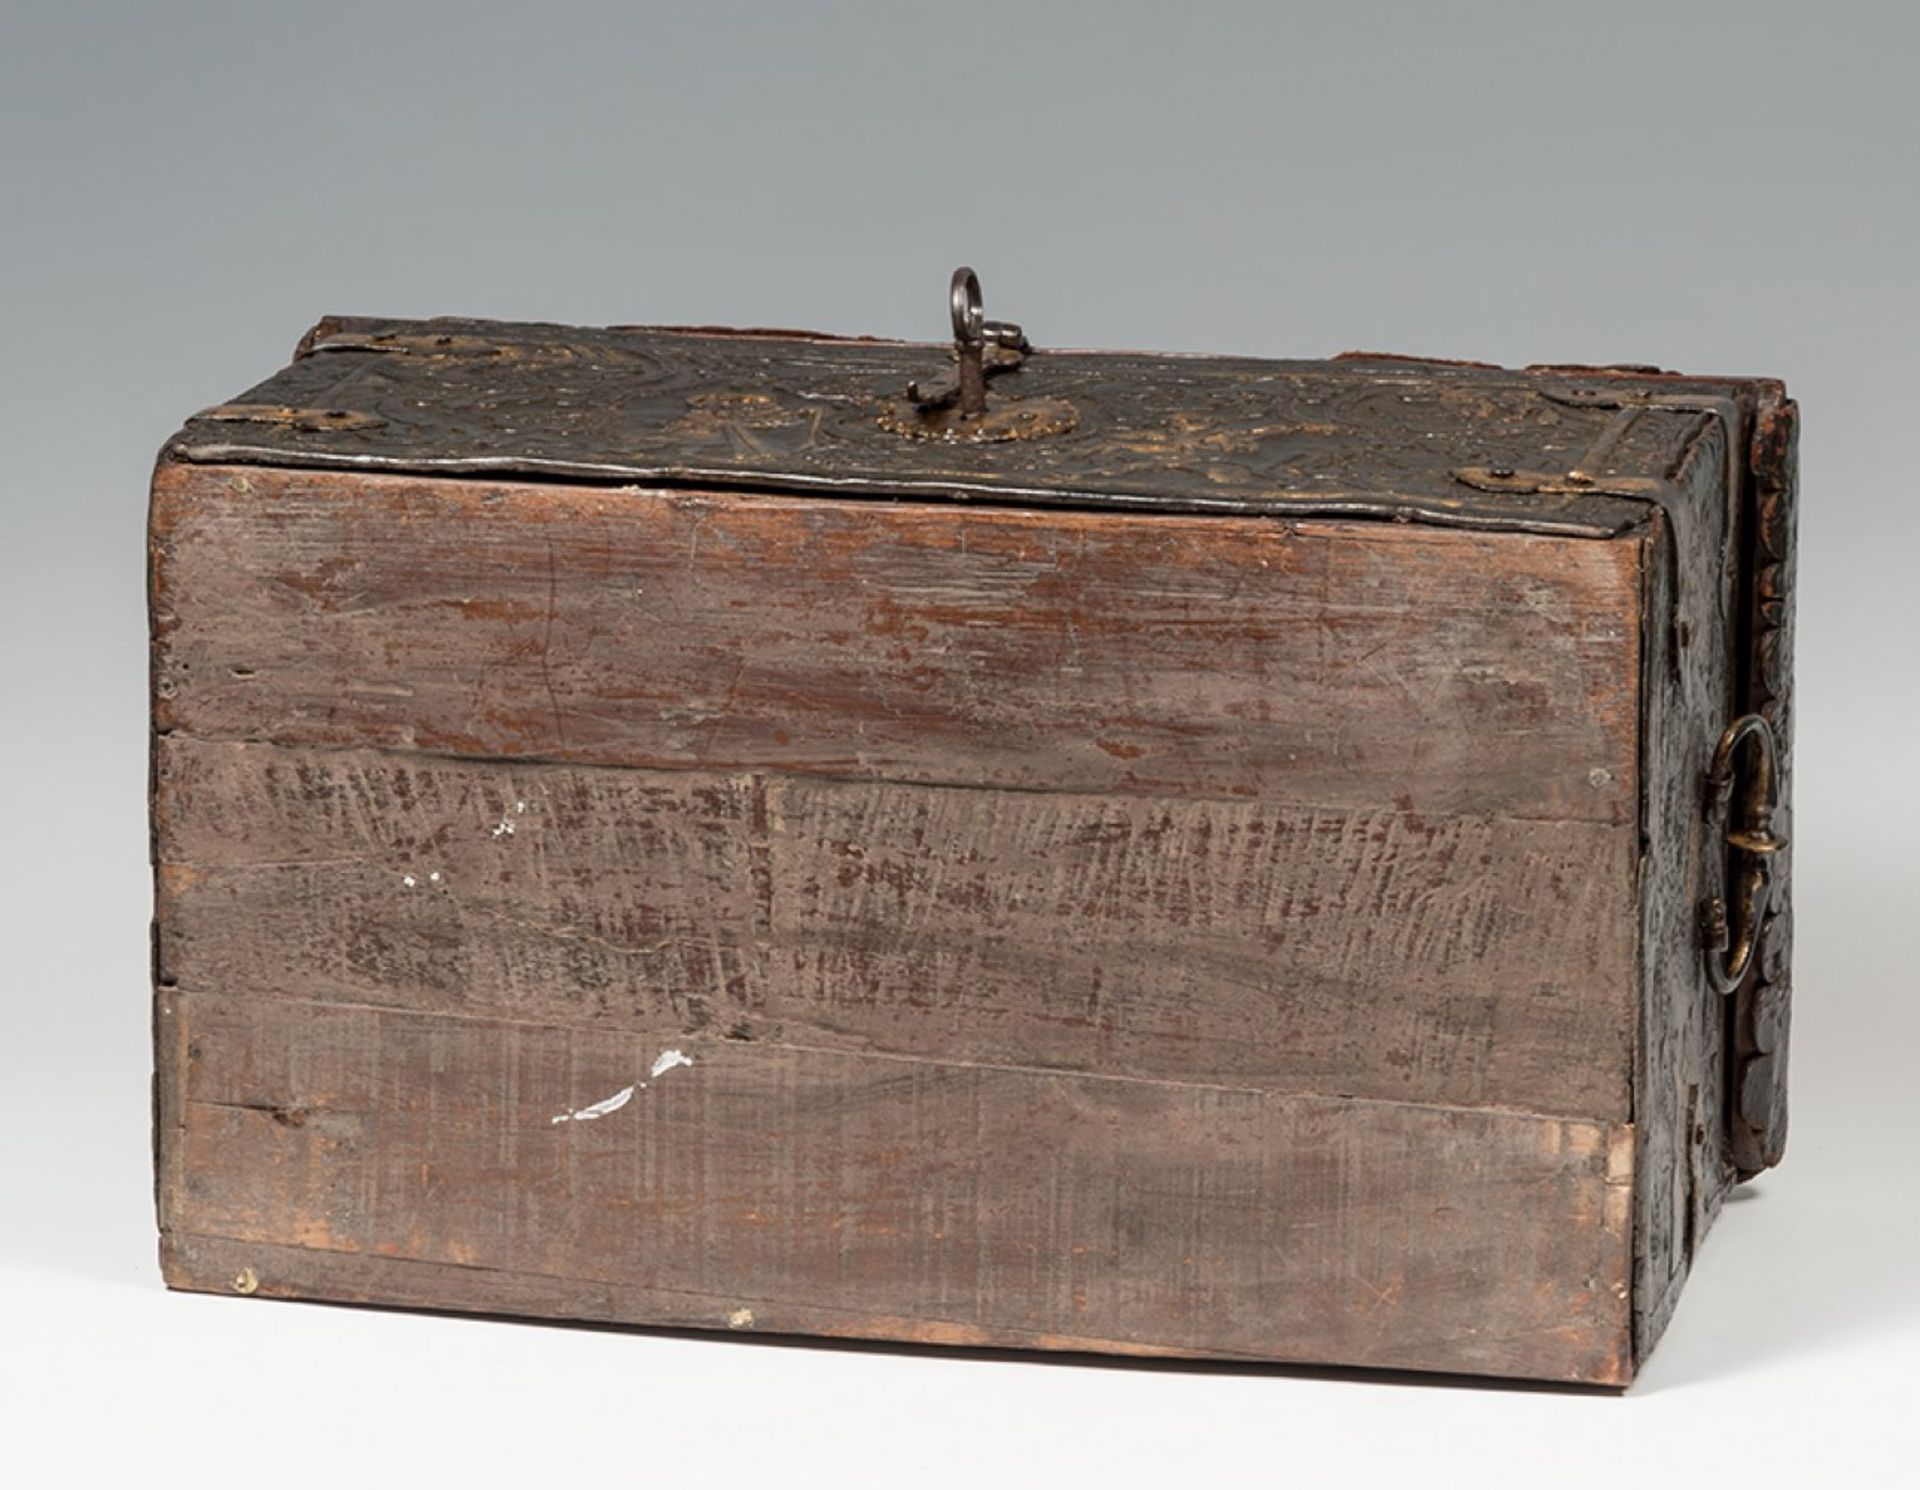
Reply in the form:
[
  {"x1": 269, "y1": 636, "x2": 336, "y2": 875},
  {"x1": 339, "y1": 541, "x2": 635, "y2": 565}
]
[{"x1": 167, "y1": 316, "x2": 1782, "y2": 539}]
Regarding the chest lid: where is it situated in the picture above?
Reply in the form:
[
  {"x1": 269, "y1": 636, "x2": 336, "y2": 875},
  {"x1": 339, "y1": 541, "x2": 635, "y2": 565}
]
[{"x1": 167, "y1": 269, "x2": 1780, "y2": 540}]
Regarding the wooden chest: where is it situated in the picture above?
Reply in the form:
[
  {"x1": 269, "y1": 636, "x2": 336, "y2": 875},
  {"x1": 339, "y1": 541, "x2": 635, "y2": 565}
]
[{"x1": 149, "y1": 275, "x2": 1797, "y2": 1385}]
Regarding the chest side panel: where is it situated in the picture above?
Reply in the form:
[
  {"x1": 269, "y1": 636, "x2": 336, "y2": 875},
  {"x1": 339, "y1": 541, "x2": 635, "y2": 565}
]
[
  {"x1": 151, "y1": 461, "x2": 1644, "y2": 1382},
  {"x1": 1630, "y1": 392, "x2": 1798, "y2": 1368}
]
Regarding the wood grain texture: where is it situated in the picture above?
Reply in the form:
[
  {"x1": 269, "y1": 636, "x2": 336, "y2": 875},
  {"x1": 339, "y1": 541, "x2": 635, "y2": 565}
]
[
  {"x1": 157, "y1": 990, "x2": 1634, "y2": 1384},
  {"x1": 150, "y1": 462, "x2": 1644, "y2": 823},
  {"x1": 155, "y1": 736, "x2": 1637, "y2": 1117},
  {"x1": 148, "y1": 457, "x2": 1658, "y2": 1383}
]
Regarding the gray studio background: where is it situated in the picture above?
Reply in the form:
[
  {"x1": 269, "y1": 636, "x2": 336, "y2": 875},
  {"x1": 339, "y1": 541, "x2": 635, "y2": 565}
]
[{"x1": 2, "y1": 3, "x2": 1914, "y2": 1485}]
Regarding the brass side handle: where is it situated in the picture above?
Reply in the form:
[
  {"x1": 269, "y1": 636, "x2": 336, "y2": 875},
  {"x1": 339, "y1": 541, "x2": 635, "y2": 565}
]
[{"x1": 1699, "y1": 713, "x2": 1787, "y2": 996}]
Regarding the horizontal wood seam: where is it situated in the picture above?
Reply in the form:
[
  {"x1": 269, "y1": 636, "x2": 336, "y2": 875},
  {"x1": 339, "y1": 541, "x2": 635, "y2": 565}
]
[
  {"x1": 161, "y1": 985, "x2": 1635, "y2": 1131},
  {"x1": 151, "y1": 727, "x2": 1642, "y2": 833},
  {"x1": 154, "y1": 457, "x2": 1660, "y2": 544}
]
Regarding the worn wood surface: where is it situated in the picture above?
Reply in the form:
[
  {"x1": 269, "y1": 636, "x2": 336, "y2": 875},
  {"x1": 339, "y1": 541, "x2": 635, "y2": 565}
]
[
  {"x1": 149, "y1": 448, "x2": 1669, "y2": 1383},
  {"x1": 156, "y1": 736, "x2": 1636, "y2": 1117},
  {"x1": 157, "y1": 990, "x2": 1634, "y2": 1384},
  {"x1": 150, "y1": 464, "x2": 1643, "y2": 823}
]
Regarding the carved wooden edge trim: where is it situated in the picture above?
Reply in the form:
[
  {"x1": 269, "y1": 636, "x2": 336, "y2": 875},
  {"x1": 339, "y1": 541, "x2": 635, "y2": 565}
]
[{"x1": 1731, "y1": 393, "x2": 1797, "y2": 1177}]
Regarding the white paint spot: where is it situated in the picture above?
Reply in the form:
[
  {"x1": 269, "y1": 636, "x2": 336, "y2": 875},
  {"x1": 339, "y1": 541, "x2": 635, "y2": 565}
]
[
  {"x1": 550, "y1": 1048, "x2": 693, "y2": 1128},
  {"x1": 551, "y1": 1085, "x2": 637, "y2": 1125},
  {"x1": 650, "y1": 1048, "x2": 693, "y2": 1079},
  {"x1": 515, "y1": 800, "x2": 527, "y2": 813},
  {"x1": 401, "y1": 874, "x2": 416, "y2": 888},
  {"x1": 491, "y1": 817, "x2": 516, "y2": 838},
  {"x1": 429, "y1": 871, "x2": 442, "y2": 883}
]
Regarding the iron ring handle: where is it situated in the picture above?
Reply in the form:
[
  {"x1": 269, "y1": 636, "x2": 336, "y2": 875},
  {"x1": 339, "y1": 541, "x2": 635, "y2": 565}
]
[
  {"x1": 950, "y1": 267, "x2": 984, "y2": 348},
  {"x1": 1699, "y1": 713, "x2": 1786, "y2": 996},
  {"x1": 950, "y1": 265, "x2": 1027, "y2": 355}
]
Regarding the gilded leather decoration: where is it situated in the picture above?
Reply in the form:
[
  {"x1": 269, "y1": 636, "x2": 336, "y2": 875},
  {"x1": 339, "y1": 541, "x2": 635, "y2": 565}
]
[{"x1": 170, "y1": 317, "x2": 1768, "y2": 539}]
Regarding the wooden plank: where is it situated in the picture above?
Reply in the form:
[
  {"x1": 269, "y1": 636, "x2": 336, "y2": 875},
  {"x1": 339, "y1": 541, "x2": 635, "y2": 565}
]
[
  {"x1": 150, "y1": 463, "x2": 1643, "y2": 823},
  {"x1": 156, "y1": 737, "x2": 1637, "y2": 1117},
  {"x1": 155, "y1": 737, "x2": 768, "y2": 1029},
  {"x1": 157, "y1": 990, "x2": 1634, "y2": 1384}
]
